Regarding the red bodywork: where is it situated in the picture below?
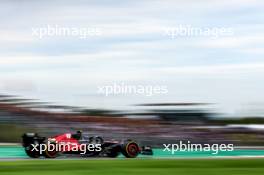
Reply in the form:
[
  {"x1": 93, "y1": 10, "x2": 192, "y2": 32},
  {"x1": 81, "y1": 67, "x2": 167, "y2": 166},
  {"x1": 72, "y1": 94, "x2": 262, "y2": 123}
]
[{"x1": 49, "y1": 133, "x2": 82, "y2": 152}]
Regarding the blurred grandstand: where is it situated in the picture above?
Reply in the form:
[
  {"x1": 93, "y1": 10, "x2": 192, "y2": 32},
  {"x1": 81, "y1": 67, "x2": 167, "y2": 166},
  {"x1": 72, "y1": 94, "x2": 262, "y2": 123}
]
[{"x1": 1, "y1": 94, "x2": 264, "y2": 147}]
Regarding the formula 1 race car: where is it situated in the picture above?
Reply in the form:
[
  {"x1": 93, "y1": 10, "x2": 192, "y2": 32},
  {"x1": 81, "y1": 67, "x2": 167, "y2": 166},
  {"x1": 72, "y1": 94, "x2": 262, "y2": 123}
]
[{"x1": 22, "y1": 131, "x2": 153, "y2": 158}]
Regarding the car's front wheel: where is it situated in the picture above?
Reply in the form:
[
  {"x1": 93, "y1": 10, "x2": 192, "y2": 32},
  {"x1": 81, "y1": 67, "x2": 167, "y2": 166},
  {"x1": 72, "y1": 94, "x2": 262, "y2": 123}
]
[{"x1": 121, "y1": 141, "x2": 140, "y2": 158}]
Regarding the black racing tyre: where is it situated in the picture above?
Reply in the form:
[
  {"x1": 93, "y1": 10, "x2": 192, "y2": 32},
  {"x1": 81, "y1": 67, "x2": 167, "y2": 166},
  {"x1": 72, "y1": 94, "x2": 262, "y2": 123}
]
[
  {"x1": 25, "y1": 148, "x2": 40, "y2": 158},
  {"x1": 44, "y1": 143, "x2": 59, "y2": 158},
  {"x1": 121, "y1": 141, "x2": 140, "y2": 158},
  {"x1": 24, "y1": 140, "x2": 41, "y2": 158}
]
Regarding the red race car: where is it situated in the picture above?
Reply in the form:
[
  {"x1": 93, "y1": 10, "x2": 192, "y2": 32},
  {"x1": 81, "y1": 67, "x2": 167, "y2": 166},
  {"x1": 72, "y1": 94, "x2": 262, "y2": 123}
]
[{"x1": 22, "y1": 131, "x2": 153, "y2": 158}]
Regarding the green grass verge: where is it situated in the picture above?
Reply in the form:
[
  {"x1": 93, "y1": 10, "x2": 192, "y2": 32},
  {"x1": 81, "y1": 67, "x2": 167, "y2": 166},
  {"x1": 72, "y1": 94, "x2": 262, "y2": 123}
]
[{"x1": 0, "y1": 159, "x2": 264, "y2": 175}]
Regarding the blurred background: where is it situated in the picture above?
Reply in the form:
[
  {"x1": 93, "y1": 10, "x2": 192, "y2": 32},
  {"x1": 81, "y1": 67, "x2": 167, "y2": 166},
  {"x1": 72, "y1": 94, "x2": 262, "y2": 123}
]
[
  {"x1": 1, "y1": 95, "x2": 264, "y2": 147},
  {"x1": 1, "y1": 0, "x2": 264, "y2": 148}
]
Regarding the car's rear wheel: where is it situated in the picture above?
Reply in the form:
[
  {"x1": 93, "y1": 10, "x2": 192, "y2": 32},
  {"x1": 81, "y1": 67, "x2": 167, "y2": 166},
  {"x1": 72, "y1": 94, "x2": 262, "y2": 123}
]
[
  {"x1": 44, "y1": 143, "x2": 59, "y2": 158},
  {"x1": 122, "y1": 141, "x2": 140, "y2": 158},
  {"x1": 25, "y1": 148, "x2": 40, "y2": 158},
  {"x1": 24, "y1": 140, "x2": 41, "y2": 158}
]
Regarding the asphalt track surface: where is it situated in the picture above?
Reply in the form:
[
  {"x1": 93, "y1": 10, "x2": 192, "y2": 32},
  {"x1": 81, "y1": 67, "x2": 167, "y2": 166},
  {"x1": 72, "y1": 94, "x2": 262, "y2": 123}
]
[{"x1": 1, "y1": 146, "x2": 264, "y2": 159}]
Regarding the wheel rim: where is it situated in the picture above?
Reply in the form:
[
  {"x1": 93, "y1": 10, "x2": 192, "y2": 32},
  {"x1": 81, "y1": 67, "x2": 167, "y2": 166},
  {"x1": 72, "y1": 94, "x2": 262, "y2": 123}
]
[{"x1": 126, "y1": 143, "x2": 139, "y2": 157}]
